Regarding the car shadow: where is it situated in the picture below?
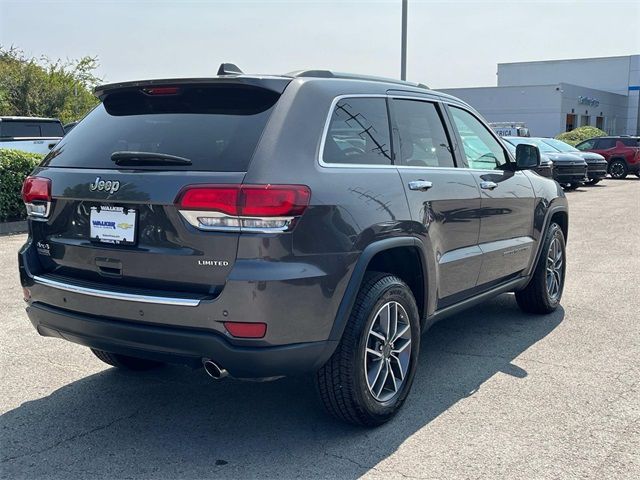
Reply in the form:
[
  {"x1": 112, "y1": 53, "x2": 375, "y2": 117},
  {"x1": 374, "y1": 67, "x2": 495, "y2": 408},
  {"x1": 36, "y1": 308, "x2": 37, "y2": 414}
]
[{"x1": 1, "y1": 294, "x2": 564, "y2": 479}]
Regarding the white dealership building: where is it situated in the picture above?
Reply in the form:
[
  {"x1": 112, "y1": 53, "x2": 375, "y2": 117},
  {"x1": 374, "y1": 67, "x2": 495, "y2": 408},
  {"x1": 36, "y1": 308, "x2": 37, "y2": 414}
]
[{"x1": 439, "y1": 55, "x2": 639, "y2": 137}]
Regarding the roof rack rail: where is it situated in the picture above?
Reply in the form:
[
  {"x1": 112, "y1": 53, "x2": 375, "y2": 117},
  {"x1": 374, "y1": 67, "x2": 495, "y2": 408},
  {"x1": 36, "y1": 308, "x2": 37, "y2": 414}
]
[{"x1": 285, "y1": 70, "x2": 429, "y2": 89}]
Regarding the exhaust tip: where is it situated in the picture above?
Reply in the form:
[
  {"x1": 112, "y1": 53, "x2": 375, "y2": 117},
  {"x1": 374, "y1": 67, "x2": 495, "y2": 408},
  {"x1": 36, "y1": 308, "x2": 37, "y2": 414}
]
[{"x1": 202, "y1": 359, "x2": 228, "y2": 380}]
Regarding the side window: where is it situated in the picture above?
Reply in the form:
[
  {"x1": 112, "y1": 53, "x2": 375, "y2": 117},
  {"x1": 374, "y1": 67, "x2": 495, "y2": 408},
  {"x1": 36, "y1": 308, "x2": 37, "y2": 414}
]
[
  {"x1": 392, "y1": 99, "x2": 455, "y2": 168},
  {"x1": 322, "y1": 98, "x2": 392, "y2": 165},
  {"x1": 576, "y1": 139, "x2": 596, "y2": 151},
  {"x1": 620, "y1": 138, "x2": 639, "y2": 147},
  {"x1": 596, "y1": 138, "x2": 616, "y2": 149},
  {"x1": 449, "y1": 107, "x2": 509, "y2": 170}
]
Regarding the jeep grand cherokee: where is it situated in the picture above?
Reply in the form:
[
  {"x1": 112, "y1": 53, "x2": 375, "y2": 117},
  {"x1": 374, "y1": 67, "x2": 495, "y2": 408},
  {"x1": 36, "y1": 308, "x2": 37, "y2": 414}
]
[{"x1": 19, "y1": 67, "x2": 568, "y2": 426}]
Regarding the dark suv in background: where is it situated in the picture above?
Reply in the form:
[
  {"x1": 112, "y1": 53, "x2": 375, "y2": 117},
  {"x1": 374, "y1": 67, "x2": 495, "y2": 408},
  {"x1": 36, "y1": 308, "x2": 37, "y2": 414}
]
[
  {"x1": 505, "y1": 136, "x2": 587, "y2": 189},
  {"x1": 541, "y1": 138, "x2": 608, "y2": 185},
  {"x1": 576, "y1": 136, "x2": 640, "y2": 179},
  {"x1": 19, "y1": 68, "x2": 568, "y2": 426}
]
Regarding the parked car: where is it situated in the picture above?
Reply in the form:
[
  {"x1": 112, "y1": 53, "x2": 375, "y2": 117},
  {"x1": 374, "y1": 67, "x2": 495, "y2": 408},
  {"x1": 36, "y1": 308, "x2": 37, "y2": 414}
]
[
  {"x1": 19, "y1": 67, "x2": 568, "y2": 426},
  {"x1": 575, "y1": 136, "x2": 640, "y2": 179},
  {"x1": 0, "y1": 116, "x2": 63, "y2": 155},
  {"x1": 541, "y1": 138, "x2": 608, "y2": 185},
  {"x1": 503, "y1": 140, "x2": 553, "y2": 178},
  {"x1": 505, "y1": 136, "x2": 587, "y2": 189}
]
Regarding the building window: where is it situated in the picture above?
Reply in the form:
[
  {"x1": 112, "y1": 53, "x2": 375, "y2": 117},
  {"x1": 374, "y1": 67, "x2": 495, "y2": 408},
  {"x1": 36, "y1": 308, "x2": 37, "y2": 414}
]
[
  {"x1": 565, "y1": 114, "x2": 576, "y2": 132},
  {"x1": 580, "y1": 115, "x2": 590, "y2": 127},
  {"x1": 596, "y1": 116, "x2": 604, "y2": 130}
]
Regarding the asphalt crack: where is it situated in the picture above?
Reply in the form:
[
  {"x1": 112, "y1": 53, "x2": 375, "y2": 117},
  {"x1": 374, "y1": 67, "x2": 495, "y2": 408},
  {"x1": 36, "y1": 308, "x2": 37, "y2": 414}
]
[{"x1": 1, "y1": 408, "x2": 141, "y2": 464}]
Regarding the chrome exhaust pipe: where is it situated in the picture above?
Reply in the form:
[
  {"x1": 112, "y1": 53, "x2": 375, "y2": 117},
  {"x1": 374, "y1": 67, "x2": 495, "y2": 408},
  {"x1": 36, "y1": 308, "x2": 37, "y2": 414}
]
[{"x1": 202, "y1": 359, "x2": 228, "y2": 380}]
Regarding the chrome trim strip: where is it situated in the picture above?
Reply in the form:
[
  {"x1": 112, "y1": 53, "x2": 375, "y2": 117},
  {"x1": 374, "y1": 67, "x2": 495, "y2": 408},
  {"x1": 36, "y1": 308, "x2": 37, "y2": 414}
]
[
  {"x1": 32, "y1": 275, "x2": 201, "y2": 307},
  {"x1": 317, "y1": 93, "x2": 471, "y2": 171},
  {"x1": 178, "y1": 210, "x2": 295, "y2": 233}
]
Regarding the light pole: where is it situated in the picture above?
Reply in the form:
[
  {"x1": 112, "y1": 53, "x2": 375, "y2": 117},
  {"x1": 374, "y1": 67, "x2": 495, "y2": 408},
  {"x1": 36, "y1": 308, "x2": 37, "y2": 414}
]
[{"x1": 400, "y1": 0, "x2": 408, "y2": 80}]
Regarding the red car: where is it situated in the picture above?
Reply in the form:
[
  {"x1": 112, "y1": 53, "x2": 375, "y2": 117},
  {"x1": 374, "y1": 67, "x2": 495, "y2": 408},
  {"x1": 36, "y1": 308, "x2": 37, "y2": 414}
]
[{"x1": 575, "y1": 136, "x2": 640, "y2": 179}]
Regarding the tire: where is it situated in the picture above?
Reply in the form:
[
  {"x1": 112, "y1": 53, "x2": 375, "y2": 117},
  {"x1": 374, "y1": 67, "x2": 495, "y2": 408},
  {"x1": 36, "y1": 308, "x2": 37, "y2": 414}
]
[
  {"x1": 586, "y1": 178, "x2": 601, "y2": 185},
  {"x1": 91, "y1": 348, "x2": 164, "y2": 370},
  {"x1": 564, "y1": 183, "x2": 579, "y2": 191},
  {"x1": 635, "y1": 171, "x2": 640, "y2": 178},
  {"x1": 315, "y1": 273, "x2": 421, "y2": 426},
  {"x1": 608, "y1": 159, "x2": 628, "y2": 179},
  {"x1": 516, "y1": 222, "x2": 566, "y2": 314}
]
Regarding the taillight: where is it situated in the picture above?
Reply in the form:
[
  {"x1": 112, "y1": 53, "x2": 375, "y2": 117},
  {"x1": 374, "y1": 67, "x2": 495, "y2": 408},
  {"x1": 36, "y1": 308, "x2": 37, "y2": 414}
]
[
  {"x1": 21, "y1": 176, "x2": 52, "y2": 218},
  {"x1": 142, "y1": 86, "x2": 180, "y2": 95},
  {"x1": 176, "y1": 184, "x2": 310, "y2": 232}
]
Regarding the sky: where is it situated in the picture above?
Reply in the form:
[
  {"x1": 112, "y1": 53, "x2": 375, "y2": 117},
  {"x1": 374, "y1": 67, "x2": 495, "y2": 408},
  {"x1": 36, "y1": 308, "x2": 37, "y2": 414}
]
[{"x1": 1, "y1": 0, "x2": 639, "y2": 89}]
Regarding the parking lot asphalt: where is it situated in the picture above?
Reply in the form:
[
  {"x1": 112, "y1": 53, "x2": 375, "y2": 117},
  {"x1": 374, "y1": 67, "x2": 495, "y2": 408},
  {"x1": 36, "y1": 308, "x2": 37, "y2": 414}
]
[{"x1": 1, "y1": 178, "x2": 639, "y2": 480}]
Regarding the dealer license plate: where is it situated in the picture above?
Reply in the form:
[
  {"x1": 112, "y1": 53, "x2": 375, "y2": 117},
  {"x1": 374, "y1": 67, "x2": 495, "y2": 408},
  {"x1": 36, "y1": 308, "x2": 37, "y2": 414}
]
[{"x1": 90, "y1": 206, "x2": 137, "y2": 244}]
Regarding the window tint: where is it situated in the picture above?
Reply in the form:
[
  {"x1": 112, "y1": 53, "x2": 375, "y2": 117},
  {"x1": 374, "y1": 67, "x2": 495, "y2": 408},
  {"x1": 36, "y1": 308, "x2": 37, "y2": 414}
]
[
  {"x1": 449, "y1": 107, "x2": 508, "y2": 170},
  {"x1": 620, "y1": 138, "x2": 640, "y2": 147},
  {"x1": 42, "y1": 85, "x2": 280, "y2": 171},
  {"x1": 596, "y1": 138, "x2": 616, "y2": 149},
  {"x1": 576, "y1": 139, "x2": 596, "y2": 151},
  {"x1": 392, "y1": 99, "x2": 454, "y2": 168},
  {"x1": 322, "y1": 98, "x2": 392, "y2": 165},
  {"x1": 40, "y1": 122, "x2": 64, "y2": 137}
]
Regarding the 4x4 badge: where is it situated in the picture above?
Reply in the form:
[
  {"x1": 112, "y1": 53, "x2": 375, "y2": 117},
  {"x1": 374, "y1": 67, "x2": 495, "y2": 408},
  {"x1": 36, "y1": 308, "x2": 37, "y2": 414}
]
[{"x1": 89, "y1": 176, "x2": 120, "y2": 194}]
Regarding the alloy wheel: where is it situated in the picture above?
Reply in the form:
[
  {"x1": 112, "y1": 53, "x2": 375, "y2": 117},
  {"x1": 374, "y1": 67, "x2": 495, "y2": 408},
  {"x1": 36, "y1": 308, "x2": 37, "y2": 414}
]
[
  {"x1": 546, "y1": 236, "x2": 563, "y2": 300},
  {"x1": 364, "y1": 301, "x2": 412, "y2": 402}
]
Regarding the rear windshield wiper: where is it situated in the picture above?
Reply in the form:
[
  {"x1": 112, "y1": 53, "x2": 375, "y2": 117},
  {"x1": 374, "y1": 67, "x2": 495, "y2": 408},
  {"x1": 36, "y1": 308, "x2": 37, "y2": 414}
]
[{"x1": 111, "y1": 151, "x2": 192, "y2": 166}]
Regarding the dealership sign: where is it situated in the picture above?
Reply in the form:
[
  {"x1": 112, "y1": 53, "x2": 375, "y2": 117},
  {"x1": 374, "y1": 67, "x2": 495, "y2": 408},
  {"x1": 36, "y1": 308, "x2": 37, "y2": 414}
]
[{"x1": 578, "y1": 96, "x2": 600, "y2": 107}]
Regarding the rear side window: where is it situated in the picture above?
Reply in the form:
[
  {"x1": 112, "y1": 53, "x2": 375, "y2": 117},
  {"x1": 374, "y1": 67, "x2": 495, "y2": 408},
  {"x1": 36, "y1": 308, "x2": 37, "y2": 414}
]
[
  {"x1": 0, "y1": 120, "x2": 63, "y2": 138},
  {"x1": 322, "y1": 98, "x2": 392, "y2": 166},
  {"x1": 42, "y1": 85, "x2": 280, "y2": 171},
  {"x1": 392, "y1": 99, "x2": 454, "y2": 168},
  {"x1": 596, "y1": 138, "x2": 616, "y2": 149},
  {"x1": 620, "y1": 138, "x2": 640, "y2": 147}
]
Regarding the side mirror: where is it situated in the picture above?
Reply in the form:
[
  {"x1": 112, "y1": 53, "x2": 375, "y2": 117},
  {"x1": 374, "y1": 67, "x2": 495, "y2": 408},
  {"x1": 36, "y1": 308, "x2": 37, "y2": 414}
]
[{"x1": 515, "y1": 143, "x2": 540, "y2": 169}]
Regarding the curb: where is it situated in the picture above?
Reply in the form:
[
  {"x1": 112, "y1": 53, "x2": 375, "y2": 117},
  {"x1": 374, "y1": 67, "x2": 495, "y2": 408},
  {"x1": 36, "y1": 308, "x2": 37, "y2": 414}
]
[{"x1": 0, "y1": 221, "x2": 28, "y2": 236}]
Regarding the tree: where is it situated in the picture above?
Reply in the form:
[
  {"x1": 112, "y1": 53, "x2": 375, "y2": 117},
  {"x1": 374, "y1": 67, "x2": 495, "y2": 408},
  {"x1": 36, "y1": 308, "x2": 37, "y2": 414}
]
[
  {"x1": 555, "y1": 126, "x2": 607, "y2": 146},
  {"x1": 0, "y1": 46, "x2": 101, "y2": 124}
]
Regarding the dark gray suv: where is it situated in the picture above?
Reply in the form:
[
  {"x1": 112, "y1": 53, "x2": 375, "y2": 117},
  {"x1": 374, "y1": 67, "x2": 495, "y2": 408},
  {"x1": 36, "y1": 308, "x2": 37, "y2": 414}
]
[{"x1": 19, "y1": 69, "x2": 568, "y2": 426}]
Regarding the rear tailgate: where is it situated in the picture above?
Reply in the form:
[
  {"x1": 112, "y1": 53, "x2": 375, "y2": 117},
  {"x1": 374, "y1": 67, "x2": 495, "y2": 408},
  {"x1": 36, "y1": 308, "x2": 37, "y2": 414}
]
[{"x1": 27, "y1": 80, "x2": 288, "y2": 297}]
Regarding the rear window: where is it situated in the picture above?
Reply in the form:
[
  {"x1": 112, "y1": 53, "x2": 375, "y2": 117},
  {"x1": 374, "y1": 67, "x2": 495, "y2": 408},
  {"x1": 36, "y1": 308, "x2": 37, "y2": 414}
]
[
  {"x1": 42, "y1": 85, "x2": 280, "y2": 171},
  {"x1": 0, "y1": 120, "x2": 63, "y2": 138}
]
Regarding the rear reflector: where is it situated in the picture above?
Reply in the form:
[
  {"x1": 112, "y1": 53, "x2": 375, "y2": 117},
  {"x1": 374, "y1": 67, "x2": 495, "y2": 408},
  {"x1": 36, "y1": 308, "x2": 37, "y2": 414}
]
[
  {"x1": 21, "y1": 176, "x2": 52, "y2": 218},
  {"x1": 224, "y1": 322, "x2": 267, "y2": 338}
]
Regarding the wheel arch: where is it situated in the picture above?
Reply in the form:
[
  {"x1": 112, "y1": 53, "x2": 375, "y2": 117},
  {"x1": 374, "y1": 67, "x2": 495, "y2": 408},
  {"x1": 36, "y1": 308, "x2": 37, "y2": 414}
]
[{"x1": 328, "y1": 237, "x2": 429, "y2": 341}]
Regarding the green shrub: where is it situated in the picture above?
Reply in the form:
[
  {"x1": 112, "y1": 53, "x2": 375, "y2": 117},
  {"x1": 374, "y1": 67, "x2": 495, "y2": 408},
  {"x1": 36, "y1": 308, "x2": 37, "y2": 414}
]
[
  {"x1": 0, "y1": 148, "x2": 43, "y2": 222},
  {"x1": 555, "y1": 126, "x2": 606, "y2": 146}
]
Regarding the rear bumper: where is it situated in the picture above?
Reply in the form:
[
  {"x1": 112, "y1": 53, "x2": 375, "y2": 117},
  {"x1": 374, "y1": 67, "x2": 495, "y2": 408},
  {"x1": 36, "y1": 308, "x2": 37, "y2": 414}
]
[{"x1": 27, "y1": 302, "x2": 337, "y2": 378}]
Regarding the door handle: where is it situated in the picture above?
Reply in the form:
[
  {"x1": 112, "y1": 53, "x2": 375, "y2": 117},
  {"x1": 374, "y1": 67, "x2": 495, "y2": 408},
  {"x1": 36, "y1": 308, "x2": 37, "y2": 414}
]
[
  {"x1": 480, "y1": 181, "x2": 498, "y2": 190},
  {"x1": 408, "y1": 180, "x2": 433, "y2": 191}
]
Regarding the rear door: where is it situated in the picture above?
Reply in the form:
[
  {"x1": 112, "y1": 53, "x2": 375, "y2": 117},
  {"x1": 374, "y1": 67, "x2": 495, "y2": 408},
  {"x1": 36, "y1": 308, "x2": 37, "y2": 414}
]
[
  {"x1": 390, "y1": 97, "x2": 482, "y2": 307},
  {"x1": 445, "y1": 105, "x2": 536, "y2": 288},
  {"x1": 30, "y1": 82, "x2": 285, "y2": 296}
]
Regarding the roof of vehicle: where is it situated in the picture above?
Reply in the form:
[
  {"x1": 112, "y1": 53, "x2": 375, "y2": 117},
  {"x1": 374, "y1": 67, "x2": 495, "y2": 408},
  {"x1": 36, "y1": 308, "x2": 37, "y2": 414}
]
[
  {"x1": 0, "y1": 116, "x2": 62, "y2": 123},
  {"x1": 94, "y1": 64, "x2": 449, "y2": 101}
]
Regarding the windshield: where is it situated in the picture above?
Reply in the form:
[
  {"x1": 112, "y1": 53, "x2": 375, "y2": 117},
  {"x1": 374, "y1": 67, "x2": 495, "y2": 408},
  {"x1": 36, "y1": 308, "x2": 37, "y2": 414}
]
[
  {"x1": 506, "y1": 137, "x2": 557, "y2": 154},
  {"x1": 542, "y1": 138, "x2": 579, "y2": 153}
]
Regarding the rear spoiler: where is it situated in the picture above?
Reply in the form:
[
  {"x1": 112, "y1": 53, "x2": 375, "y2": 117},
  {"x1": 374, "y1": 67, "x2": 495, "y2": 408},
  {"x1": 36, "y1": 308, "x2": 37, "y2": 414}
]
[{"x1": 94, "y1": 76, "x2": 292, "y2": 100}]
